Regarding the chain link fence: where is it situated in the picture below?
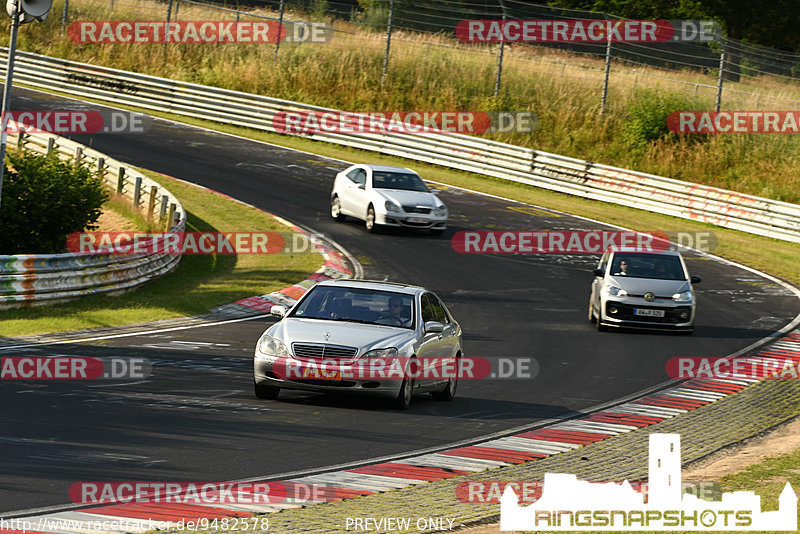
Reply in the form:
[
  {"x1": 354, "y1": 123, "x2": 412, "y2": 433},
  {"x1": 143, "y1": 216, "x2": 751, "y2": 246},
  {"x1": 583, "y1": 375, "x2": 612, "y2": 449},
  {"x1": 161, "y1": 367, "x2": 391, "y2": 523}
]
[{"x1": 58, "y1": 0, "x2": 800, "y2": 112}]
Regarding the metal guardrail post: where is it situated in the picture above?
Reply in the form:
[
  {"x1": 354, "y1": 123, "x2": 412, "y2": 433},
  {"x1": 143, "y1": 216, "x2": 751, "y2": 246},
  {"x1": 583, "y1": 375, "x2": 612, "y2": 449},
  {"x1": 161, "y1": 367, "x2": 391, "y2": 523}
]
[
  {"x1": 97, "y1": 157, "x2": 105, "y2": 176},
  {"x1": 133, "y1": 176, "x2": 142, "y2": 208},
  {"x1": 147, "y1": 185, "x2": 157, "y2": 219},
  {"x1": 116, "y1": 167, "x2": 126, "y2": 193},
  {"x1": 46, "y1": 137, "x2": 55, "y2": 154},
  {"x1": 74, "y1": 146, "x2": 82, "y2": 164},
  {"x1": 16, "y1": 131, "x2": 26, "y2": 149}
]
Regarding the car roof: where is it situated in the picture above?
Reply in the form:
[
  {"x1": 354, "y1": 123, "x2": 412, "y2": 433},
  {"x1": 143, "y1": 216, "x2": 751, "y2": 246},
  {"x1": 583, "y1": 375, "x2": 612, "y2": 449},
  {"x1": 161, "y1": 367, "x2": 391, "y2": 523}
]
[
  {"x1": 359, "y1": 164, "x2": 416, "y2": 174},
  {"x1": 315, "y1": 279, "x2": 423, "y2": 295}
]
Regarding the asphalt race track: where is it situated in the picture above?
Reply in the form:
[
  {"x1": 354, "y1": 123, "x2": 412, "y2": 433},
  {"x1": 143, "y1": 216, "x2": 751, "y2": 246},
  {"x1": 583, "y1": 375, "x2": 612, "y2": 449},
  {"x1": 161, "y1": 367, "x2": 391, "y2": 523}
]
[{"x1": 2, "y1": 88, "x2": 799, "y2": 513}]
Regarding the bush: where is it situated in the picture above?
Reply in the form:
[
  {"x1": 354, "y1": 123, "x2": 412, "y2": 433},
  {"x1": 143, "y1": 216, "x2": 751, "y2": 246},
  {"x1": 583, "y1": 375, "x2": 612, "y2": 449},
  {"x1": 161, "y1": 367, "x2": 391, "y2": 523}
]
[
  {"x1": 0, "y1": 151, "x2": 109, "y2": 254},
  {"x1": 621, "y1": 90, "x2": 700, "y2": 150}
]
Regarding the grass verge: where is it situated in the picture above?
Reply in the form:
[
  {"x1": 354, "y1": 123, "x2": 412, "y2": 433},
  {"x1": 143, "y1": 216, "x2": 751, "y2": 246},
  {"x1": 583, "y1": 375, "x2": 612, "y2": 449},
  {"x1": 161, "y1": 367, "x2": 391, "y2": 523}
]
[{"x1": 0, "y1": 171, "x2": 322, "y2": 337}]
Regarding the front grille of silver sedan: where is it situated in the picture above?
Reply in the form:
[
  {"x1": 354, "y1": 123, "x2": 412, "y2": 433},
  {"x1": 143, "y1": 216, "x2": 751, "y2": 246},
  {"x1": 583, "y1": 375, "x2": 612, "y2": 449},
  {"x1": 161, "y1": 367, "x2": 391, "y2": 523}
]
[
  {"x1": 292, "y1": 343, "x2": 358, "y2": 359},
  {"x1": 402, "y1": 205, "x2": 432, "y2": 214}
]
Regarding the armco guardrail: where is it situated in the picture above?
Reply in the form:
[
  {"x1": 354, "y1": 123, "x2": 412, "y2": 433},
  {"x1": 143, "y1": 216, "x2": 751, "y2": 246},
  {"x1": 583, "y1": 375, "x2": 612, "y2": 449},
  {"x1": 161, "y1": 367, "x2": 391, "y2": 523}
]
[
  {"x1": 0, "y1": 130, "x2": 185, "y2": 307},
  {"x1": 4, "y1": 49, "x2": 800, "y2": 244}
]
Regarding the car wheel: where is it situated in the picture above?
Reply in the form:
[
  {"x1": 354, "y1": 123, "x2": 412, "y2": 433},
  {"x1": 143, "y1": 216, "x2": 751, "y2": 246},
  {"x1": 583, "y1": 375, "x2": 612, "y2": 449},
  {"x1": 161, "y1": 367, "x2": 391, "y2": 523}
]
[
  {"x1": 595, "y1": 310, "x2": 608, "y2": 332},
  {"x1": 392, "y1": 358, "x2": 416, "y2": 409},
  {"x1": 365, "y1": 205, "x2": 378, "y2": 233},
  {"x1": 254, "y1": 380, "x2": 279, "y2": 400},
  {"x1": 432, "y1": 355, "x2": 459, "y2": 401},
  {"x1": 330, "y1": 196, "x2": 344, "y2": 221}
]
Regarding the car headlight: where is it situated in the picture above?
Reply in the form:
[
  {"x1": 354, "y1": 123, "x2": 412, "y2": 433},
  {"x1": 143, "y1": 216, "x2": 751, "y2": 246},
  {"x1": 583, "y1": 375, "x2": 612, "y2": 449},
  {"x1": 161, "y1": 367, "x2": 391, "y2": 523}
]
[
  {"x1": 385, "y1": 200, "x2": 401, "y2": 212},
  {"x1": 605, "y1": 285, "x2": 628, "y2": 297},
  {"x1": 433, "y1": 205, "x2": 447, "y2": 216},
  {"x1": 360, "y1": 347, "x2": 398, "y2": 360},
  {"x1": 256, "y1": 334, "x2": 290, "y2": 359},
  {"x1": 672, "y1": 290, "x2": 693, "y2": 302}
]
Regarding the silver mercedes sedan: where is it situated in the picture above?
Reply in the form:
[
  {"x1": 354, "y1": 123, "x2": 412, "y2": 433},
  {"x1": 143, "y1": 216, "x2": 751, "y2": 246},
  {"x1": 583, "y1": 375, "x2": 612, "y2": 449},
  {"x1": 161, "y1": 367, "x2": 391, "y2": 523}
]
[
  {"x1": 253, "y1": 279, "x2": 463, "y2": 409},
  {"x1": 589, "y1": 249, "x2": 702, "y2": 333}
]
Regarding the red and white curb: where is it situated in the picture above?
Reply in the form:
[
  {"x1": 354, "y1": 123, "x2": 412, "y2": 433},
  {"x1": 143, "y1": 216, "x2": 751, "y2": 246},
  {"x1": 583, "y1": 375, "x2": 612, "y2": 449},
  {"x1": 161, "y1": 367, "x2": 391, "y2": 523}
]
[
  {"x1": 5, "y1": 331, "x2": 799, "y2": 533},
  {"x1": 227, "y1": 214, "x2": 353, "y2": 314}
]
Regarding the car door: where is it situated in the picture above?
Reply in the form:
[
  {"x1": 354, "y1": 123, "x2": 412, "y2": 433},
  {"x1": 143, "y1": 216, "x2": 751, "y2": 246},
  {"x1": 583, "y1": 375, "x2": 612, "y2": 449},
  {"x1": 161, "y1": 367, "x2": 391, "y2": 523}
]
[
  {"x1": 415, "y1": 293, "x2": 453, "y2": 389},
  {"x1": 591, "y1": 252, "x2": 611, "y2": 313},
  {"x1": 339, "y1": 167, "x2": 368, "y2": 217},
  {"x1": 342, "y1": 167, "x2": 369, "y2": 218}
]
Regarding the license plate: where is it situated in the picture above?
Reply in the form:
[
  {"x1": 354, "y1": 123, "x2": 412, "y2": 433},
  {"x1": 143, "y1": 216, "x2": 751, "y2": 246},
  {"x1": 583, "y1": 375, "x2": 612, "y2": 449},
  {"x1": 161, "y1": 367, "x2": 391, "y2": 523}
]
[
  {"x1": 302, "y1": 367, "x2": 341, "y2": 380},
  {"x1": 634, "y1": 308, "x2": 665, "y2": 317},
  {"x1": 407, "y1": 217, "x2": 427, "y2": 223}
]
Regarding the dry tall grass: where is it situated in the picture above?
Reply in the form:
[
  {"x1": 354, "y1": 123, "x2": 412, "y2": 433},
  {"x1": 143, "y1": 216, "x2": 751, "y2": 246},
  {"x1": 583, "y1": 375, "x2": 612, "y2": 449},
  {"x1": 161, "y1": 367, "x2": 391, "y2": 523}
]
[{"x1": 10, "y1": 0, "x2": 800, "y2": 202}]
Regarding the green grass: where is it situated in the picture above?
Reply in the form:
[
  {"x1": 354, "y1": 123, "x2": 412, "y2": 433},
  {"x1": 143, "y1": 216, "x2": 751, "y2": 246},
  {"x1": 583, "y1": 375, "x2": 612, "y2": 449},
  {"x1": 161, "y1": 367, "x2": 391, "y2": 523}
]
[
  {"x1": 11, "y1": 0, "x2": 800, "y2": 203},
  {"x1": 0, "y1": 171, "x2": 322, "y2": 337}
]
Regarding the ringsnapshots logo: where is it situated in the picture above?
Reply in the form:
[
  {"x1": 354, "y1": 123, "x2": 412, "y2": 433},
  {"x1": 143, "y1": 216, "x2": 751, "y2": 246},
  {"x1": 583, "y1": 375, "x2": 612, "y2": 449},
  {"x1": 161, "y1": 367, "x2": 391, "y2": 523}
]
[
  {"x1": 0, "y1": 356, "x2": 151, "y2": 380},
  {"x1": 68, "y1": 21, "x2": 333, "y2": 44},
  {"x1": 500, "y1": 433, "x2": 797, "y2": 531},
  {"x1": 668, "y1": 111, "x2": 800, "y2": 134},
  {"x1": 456, "y1": 20, "x2": 719, "y2": 43},
  {"x1": 273, "y1": 110, "x2": 537, "y2": 135},
  {"x1": 1, "y1": 110, "x2": 150, "y2": 134}
]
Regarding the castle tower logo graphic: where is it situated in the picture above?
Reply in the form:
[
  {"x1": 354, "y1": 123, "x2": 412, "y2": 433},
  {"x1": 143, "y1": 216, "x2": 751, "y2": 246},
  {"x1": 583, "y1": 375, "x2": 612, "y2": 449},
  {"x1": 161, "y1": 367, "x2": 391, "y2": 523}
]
[{"x1": 500, "y1": 433, "x2": 797, "y2": 531}]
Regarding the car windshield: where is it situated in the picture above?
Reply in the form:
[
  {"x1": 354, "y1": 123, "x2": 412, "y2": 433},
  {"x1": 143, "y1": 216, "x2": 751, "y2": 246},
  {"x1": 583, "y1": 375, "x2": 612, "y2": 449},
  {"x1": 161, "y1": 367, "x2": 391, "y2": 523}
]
[
  {"x1": 289, "y1": 286, "x2": 415, "y2": 329},
  {"x1": 372, "y1": 171, "x2": 429, "y2": 192},
  {"x1": 611, "y1": 253, "x2": 688, "y2": 280}
]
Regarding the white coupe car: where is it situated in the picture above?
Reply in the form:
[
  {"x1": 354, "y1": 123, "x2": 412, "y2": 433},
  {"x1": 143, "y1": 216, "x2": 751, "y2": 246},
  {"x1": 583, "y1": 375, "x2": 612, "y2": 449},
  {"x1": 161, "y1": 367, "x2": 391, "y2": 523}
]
[{"x1": 330, "y1": 164, "x2": 448, "y2": 234}]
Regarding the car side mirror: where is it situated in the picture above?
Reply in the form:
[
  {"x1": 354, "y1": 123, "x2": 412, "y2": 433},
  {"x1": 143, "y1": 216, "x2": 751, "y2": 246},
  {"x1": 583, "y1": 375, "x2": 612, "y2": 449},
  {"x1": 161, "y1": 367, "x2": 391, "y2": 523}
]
[
  {"x1": 270, "y1": 305, "x2": 287, "y2": 318},
  {"x1": 430, "y1": 189, "x2": 440, "y2": 195},
  {"x1": 357, "y1": 183, "x2": 365, "y2": 190},
  {"x1": 593, "y1": 268, "x2": 605, "y2": 277},
  {"x1": 425, "y1": 321, "x2": 444, "y2": 334},
  {"x1": 690, "y1": 275, "x2": 702, "y2": 284}
]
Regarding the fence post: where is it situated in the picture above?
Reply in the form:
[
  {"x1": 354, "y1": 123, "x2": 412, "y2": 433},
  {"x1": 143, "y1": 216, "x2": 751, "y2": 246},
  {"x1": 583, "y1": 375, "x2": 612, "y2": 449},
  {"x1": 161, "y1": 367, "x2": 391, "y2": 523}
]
[
  {"x1": 97, "y1": 157, "x2": 105, "y2": 177},
  {"x1": 46, "y1": 137, "x2": 55, "y2": 154},
  {"x1": 116, "y1": 167, "x2": 126, "y2": 193},
  {"x1": 159, "y1": 194, "x2": 168, "y2": 224},
  {"x1": 74, "y1": 146, "x2": 82, "y2": 165},
  {"x1": 381, "y1": 0, "x2": 396, "y2": 85},
  {"x1": 133, "y1": 176, "x2": 142, "y2": 209},
  {"x1": 167, "y1": 203, "x2": 176, "y2": 230},
  {"x1": 164, "y1": 0, "x2": 174, "y2": 57},
  {"x1": 273, "y1": 0, "x2": 285, "y2": 63},
  {"x1": 16, "y1": 132, "x2": 26, "y2": 149},
  {"x1": 493, "y1": 0, "x2": 508, "y2": 99},
  {"x1": 147, "y1": 185, "x2": 157, "y2": 219},
  {"x1": 61, "y1": 0, "x2": 69, "y2": 34},
  {"x1": 600, "y1": 19, "x2": 614, "y2": 114},
  {"x1": 715, "y1": 42, "x2": 726, "y2": 112}
]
